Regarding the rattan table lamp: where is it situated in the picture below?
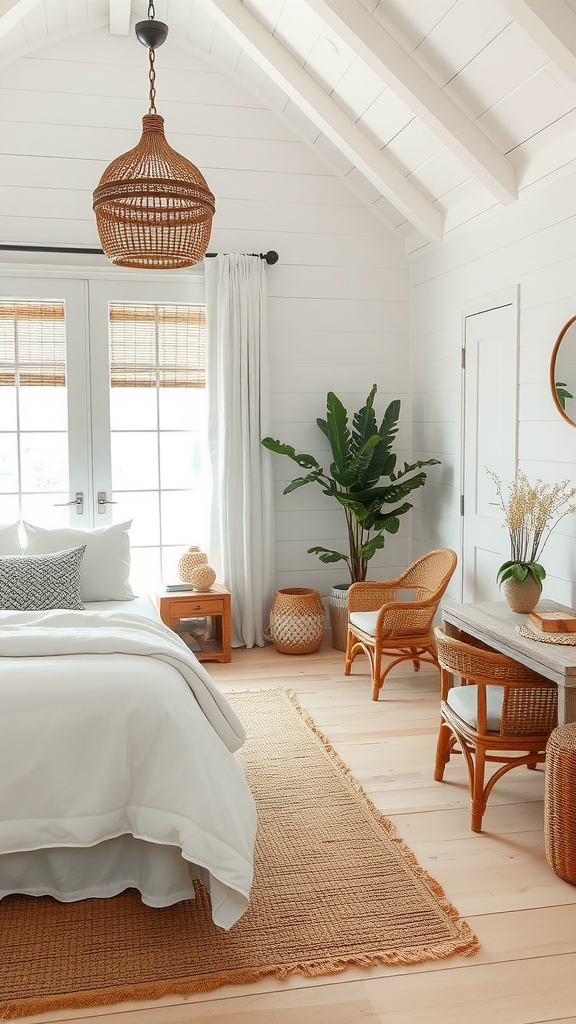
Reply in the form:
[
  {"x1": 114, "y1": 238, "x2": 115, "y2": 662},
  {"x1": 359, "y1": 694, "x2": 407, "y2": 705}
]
[{"x1": 93, "y1": 2, "x2": 215, "y2": 269}]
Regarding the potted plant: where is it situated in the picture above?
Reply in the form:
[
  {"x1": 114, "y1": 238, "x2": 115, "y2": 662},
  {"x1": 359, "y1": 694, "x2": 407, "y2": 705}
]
[
  {"x1": 262, "y1": 385, "x2": 439, "y2": 648},
  {"x1": 487, "y1": 469, "x2": 576, "y2": 612}
]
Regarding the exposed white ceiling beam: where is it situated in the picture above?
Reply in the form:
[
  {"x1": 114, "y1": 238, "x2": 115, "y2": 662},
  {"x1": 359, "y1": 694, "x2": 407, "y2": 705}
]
[
  {"x1": 0, "y1": 0, "x2": 42, "y2": 39},
  {"x1": 109, "y1": 0, "x2": 131, "y2": 35},
  {"x1": 306, "y1": 0, "x2": 517, "y2": 206},
  {"x1": 203, "y1": 0, "x2": 443, "y2": 241},
  {"x1": 498, "y1": 0, "x2": 576, "y2": 84}
]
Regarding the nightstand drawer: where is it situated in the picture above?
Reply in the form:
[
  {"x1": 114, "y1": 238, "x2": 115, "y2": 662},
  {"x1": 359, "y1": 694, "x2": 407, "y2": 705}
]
[{"x1": 167, "y1": 597, "x2": 224, "y2": 617}]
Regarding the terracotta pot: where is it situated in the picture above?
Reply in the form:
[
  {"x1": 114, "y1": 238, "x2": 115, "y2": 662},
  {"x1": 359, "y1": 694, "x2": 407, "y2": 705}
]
[{"x1": 503, "y1": 574, "x2": 542, "y2": 613}]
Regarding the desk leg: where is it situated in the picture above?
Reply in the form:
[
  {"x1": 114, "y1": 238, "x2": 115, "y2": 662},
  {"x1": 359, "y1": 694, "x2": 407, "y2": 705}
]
[{"x1": 558, "y1": 684, "x2": 576, "y2": 726}]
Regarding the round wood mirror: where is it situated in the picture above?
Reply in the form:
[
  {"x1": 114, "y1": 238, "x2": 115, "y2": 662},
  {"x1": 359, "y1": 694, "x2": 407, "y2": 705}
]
[{"x1": 551, "y1": 315, "x2": 576, "y2": 426}]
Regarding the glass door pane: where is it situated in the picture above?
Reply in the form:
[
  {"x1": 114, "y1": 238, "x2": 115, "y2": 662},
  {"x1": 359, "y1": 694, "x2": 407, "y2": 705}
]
[
  {"x1": 0, "y1": 278, "x2": 90, "y2": 528},
  {"x1": 88, "y1": 277, "x2": 208, "y2": 591}
]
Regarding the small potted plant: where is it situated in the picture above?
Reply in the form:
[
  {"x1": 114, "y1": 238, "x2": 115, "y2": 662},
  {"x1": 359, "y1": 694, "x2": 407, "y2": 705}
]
[
  {"x1": 262, "y1": 385, "x2": 439, "y2": 648},
  {"x1": 487, "y1": 469, "x2": 576, "y2": 612}
]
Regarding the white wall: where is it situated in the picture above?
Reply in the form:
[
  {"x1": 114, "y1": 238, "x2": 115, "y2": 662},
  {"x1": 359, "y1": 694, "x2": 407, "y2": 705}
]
[
  {"x1": 0, "y1": 27, "x2": 413, "y2": 605},
  {"x1": 411, "y1": 172, "x2": 576, "y2": 606}
]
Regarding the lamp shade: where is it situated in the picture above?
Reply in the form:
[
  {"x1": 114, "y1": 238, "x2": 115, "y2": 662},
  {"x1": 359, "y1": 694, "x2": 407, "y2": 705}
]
[{"x1": 93, "y1": 114, "x2": 215, "y2": 269}]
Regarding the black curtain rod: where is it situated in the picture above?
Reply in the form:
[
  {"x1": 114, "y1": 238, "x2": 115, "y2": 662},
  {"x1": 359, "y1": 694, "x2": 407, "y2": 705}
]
[{"x1": 0, "y1": 244, "x2": 279, "y2": 264}]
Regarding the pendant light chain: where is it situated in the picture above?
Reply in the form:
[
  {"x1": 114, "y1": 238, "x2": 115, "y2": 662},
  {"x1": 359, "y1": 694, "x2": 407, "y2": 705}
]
[
  {"x1": 148, "y1": 48, "x2": 156, "y2": 114},
  {"x1": 148, "y1": 1, "x2": 157, "y2": 114}
]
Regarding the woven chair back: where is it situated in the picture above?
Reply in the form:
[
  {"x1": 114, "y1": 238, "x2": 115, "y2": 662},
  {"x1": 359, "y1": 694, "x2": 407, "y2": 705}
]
[
  {"x1": 402, "y1": 548, "x2": 457, "y2": 595},
  {"x1": 434, "y1": 628, "x2": 557, "y2": 738}
]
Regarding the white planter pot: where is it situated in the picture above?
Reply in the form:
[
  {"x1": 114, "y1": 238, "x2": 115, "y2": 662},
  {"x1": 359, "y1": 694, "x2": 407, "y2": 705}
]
[{"x1": 329, "y1": 583, "x2": 351, "y2": 651}]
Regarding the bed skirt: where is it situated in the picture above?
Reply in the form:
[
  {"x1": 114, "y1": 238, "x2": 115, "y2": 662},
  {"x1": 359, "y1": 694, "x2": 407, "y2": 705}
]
[{"x1": 0, "y1": 834, "x2": 223, "y2": 910}]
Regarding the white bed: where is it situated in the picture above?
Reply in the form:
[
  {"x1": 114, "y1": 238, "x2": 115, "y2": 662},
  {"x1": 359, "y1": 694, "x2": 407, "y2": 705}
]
[{"x1": 0, "y1": 594, "x2": 257, "y2": 930}]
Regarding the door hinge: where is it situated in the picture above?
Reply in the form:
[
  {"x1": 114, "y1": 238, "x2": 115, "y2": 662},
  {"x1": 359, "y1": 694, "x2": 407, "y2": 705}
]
[
  {"x1": 460, "y1": 494, "x2": 465, "y2": 516},
  {"x1": 461, "y1": 347, "x2": 466, "y2": 370}
]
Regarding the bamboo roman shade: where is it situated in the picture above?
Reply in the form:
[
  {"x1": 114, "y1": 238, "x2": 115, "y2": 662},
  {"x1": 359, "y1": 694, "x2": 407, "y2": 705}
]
[
  {"x1": 0, "y1": 301, "x2": 66, "y2": 387},
  {"x1": 109, "y1": 303, "x2": 206, "y2": 387}
]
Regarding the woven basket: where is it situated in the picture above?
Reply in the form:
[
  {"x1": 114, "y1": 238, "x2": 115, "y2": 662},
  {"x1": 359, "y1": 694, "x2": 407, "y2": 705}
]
[
  {"x1": 269, "y1": 588, "x2": 325, "y2": 655},
  {"x1": 178, "y1": 547, "x2": 208, "y2": 583},
  {"x1": 189, "y1": 564, "x2": 216, "y2": 592},
  {"x1": 545, "y1": 722, "x2": 576, "y2": 885}
]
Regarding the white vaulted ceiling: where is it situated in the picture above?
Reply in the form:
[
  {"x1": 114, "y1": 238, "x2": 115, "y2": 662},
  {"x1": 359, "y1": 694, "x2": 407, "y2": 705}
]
[{"x1": 2, "y1": 0, "x2": 576, "y2": 254}]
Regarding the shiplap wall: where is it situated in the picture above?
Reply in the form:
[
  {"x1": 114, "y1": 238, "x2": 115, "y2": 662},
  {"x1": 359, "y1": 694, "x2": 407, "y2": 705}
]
[
  {"x1": 411, "y1": 171, "x2": 576, "y2": 606},
  {"x1": 0, "y1": 27, "x2": 413, "y2": 605}
]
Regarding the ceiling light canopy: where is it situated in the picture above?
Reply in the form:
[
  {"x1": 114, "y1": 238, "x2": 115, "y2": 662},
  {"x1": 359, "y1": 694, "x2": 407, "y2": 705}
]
[{"x1": 93, "y1": 2, "x2": 215, "y2": 270}]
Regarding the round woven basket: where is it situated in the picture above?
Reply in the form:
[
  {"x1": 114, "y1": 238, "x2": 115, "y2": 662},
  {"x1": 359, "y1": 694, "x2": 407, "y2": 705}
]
[
  {"x1": 190, "y1": 564, "x2": 216, "y2": 592},
  {"x1": 268, "y1": 588, "x2": 325, "y2": 655},
  {"x1": 178, "y1": 547, "x2": 208, "y2": 583},
  {"x1": 545, "y1": 722, "x2": 576, "y2": 885}
]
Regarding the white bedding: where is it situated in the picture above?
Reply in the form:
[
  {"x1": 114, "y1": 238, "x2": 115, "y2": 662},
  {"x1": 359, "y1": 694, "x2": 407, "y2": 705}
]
[{"x1": 0, "y1": 599, "x2": 256, "y2": 928}]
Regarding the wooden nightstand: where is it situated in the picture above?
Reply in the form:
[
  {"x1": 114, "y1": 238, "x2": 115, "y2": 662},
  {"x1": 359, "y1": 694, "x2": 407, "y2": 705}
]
[{"x1": 155, "y1": 583, "x2": 232, "y2": 663}]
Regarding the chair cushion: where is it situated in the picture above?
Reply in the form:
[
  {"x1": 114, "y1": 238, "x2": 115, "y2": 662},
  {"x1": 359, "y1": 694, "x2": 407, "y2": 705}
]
[
  {"x1": 349, "y1": 611, "x2": 379, "y2": 636},
  {"x1": 446, "y1": 684, "x2": 503, "y2": 732}
]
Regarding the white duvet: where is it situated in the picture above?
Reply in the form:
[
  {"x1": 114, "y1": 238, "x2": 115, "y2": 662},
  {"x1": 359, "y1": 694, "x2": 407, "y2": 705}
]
[{"x1": 0, "y1": 605, "x2": 257, "y2": 928}]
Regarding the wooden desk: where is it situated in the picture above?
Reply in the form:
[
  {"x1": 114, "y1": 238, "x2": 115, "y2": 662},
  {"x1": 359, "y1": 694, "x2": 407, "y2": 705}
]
[
  {"x1": 156, "y1": 584, "x2": 232, "y2": 664},
  {"x1": 442, "y1": 600, "x2": 576, "y2": 726}
]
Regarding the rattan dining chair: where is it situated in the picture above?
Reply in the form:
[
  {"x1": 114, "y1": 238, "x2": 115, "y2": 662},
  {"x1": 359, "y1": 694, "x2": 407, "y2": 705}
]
[
  {"x1": 434, "y1": 626, "x2": 558, "y2": 832},
  {"x1": 344, "y1": 548, "x2": 457, "y2": 702}
]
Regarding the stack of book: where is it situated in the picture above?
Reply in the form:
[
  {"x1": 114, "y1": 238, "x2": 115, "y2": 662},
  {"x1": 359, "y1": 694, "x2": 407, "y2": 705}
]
[{"x1": 528, "y1": 610, "x2": 576, "y2": 633}]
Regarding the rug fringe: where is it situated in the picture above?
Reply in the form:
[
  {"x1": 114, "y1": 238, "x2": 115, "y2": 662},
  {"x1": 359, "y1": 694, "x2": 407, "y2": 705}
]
[{"x1": 1, "y1": 938, "x2": 481, "y2": 1020}]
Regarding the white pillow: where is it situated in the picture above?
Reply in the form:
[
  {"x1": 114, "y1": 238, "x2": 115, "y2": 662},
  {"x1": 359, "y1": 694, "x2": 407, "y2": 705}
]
[
  {"x1": 22, "y1": 521, "x2": 134, "y2": 602},
  {"x1": 0, "y1": 522, "x2": 23, "y2": 556}
]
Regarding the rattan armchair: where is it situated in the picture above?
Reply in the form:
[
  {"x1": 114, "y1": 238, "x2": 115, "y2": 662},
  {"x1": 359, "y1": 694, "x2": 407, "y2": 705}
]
[
  {"x1": 344, "y1": 548, "x2": 457, "y2": 702},
  {"x1": 434, "y1": 626, "x2": 558, "y2": 832}
]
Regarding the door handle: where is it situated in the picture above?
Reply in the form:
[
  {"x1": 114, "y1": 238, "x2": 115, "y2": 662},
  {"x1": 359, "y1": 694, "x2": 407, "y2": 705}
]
[
  {"x1": 97, "y1": 491, "x2": 118, "y2": 514},
  {"x1": 54, "y1": 492, "x2": 83, "y2": 515}
]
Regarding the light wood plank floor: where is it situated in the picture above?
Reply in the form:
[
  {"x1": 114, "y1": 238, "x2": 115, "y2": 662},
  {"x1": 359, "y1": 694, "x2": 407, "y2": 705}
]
[{"x1": 11, "y1": 640, "x2": 576, "y2": 1024}]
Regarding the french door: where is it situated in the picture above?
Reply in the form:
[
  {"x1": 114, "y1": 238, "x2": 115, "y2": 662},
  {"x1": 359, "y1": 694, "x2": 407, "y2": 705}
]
[{"x1": 0, "y1": 272, "x2": 208, "y2": 588}]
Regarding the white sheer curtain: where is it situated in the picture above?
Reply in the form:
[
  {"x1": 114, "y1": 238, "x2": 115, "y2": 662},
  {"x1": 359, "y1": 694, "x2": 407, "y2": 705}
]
[{"x1": 206, "y1": 254, "x2": 276, "y2": 648}]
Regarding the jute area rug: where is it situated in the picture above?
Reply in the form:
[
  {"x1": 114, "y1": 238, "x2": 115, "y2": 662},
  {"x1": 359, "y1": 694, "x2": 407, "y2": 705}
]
[{"x1": 0, "y1": 689, "x2": 478, "y2": 1020}]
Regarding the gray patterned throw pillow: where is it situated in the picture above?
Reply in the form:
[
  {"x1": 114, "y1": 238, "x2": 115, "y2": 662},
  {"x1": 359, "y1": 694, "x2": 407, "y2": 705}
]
[{"x1": 0, "y1": 546, "x2": 86, "y2": 610}]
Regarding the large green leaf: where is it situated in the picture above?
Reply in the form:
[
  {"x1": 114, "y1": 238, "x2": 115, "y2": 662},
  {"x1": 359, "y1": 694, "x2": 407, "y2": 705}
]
[
  {"x1": 261, "y1": 438, "x2": 321, "y2": 470},
  {"x1": 330, "y1": 462, "x2": 357, "y2": 488},
  {"x1": 345, "y1": 472, "x2": 430, "y2": 505},
  {"x1": 362, "y1": 399, "x2": 401, "y2": 488},
  {"x1": 324, "y1": 392, "x2": 351, "y2": 476},
  {"x1": 364, "y1": 502, "x2": 412, "y2": 530},
  {"x1": 351, "y1": 385, "x2": 378, "y2": 454},
  {"x1": 348, "y1": 434, "x2": 382, "y2": 480},
  {"x1": 391, "y1": 457, "x2": 440, "y2": 481},
  {"x1": 358, "y1": 534, "x2": 386, "y2": 560},
  {"x1": 307, "y1": 546, "x2": 349, "y2": 564},
  {"x1": 283, "y1": 471, "x2": 323, "y2": 494}
]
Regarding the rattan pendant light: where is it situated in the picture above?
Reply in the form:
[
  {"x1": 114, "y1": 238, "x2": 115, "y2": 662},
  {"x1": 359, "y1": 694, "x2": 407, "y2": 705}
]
[{"x1": 93, "y1": 3, "x2": 215, "y2": 269}]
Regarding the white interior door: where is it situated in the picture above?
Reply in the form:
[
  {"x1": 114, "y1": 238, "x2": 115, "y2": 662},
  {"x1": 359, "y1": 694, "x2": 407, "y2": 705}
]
[
  {"x1": 0, "y1": 277, "x2": 91, "y2": 527},
  {"x1": 462, "y1": 301, "x2": 518, "y2": 602}
]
